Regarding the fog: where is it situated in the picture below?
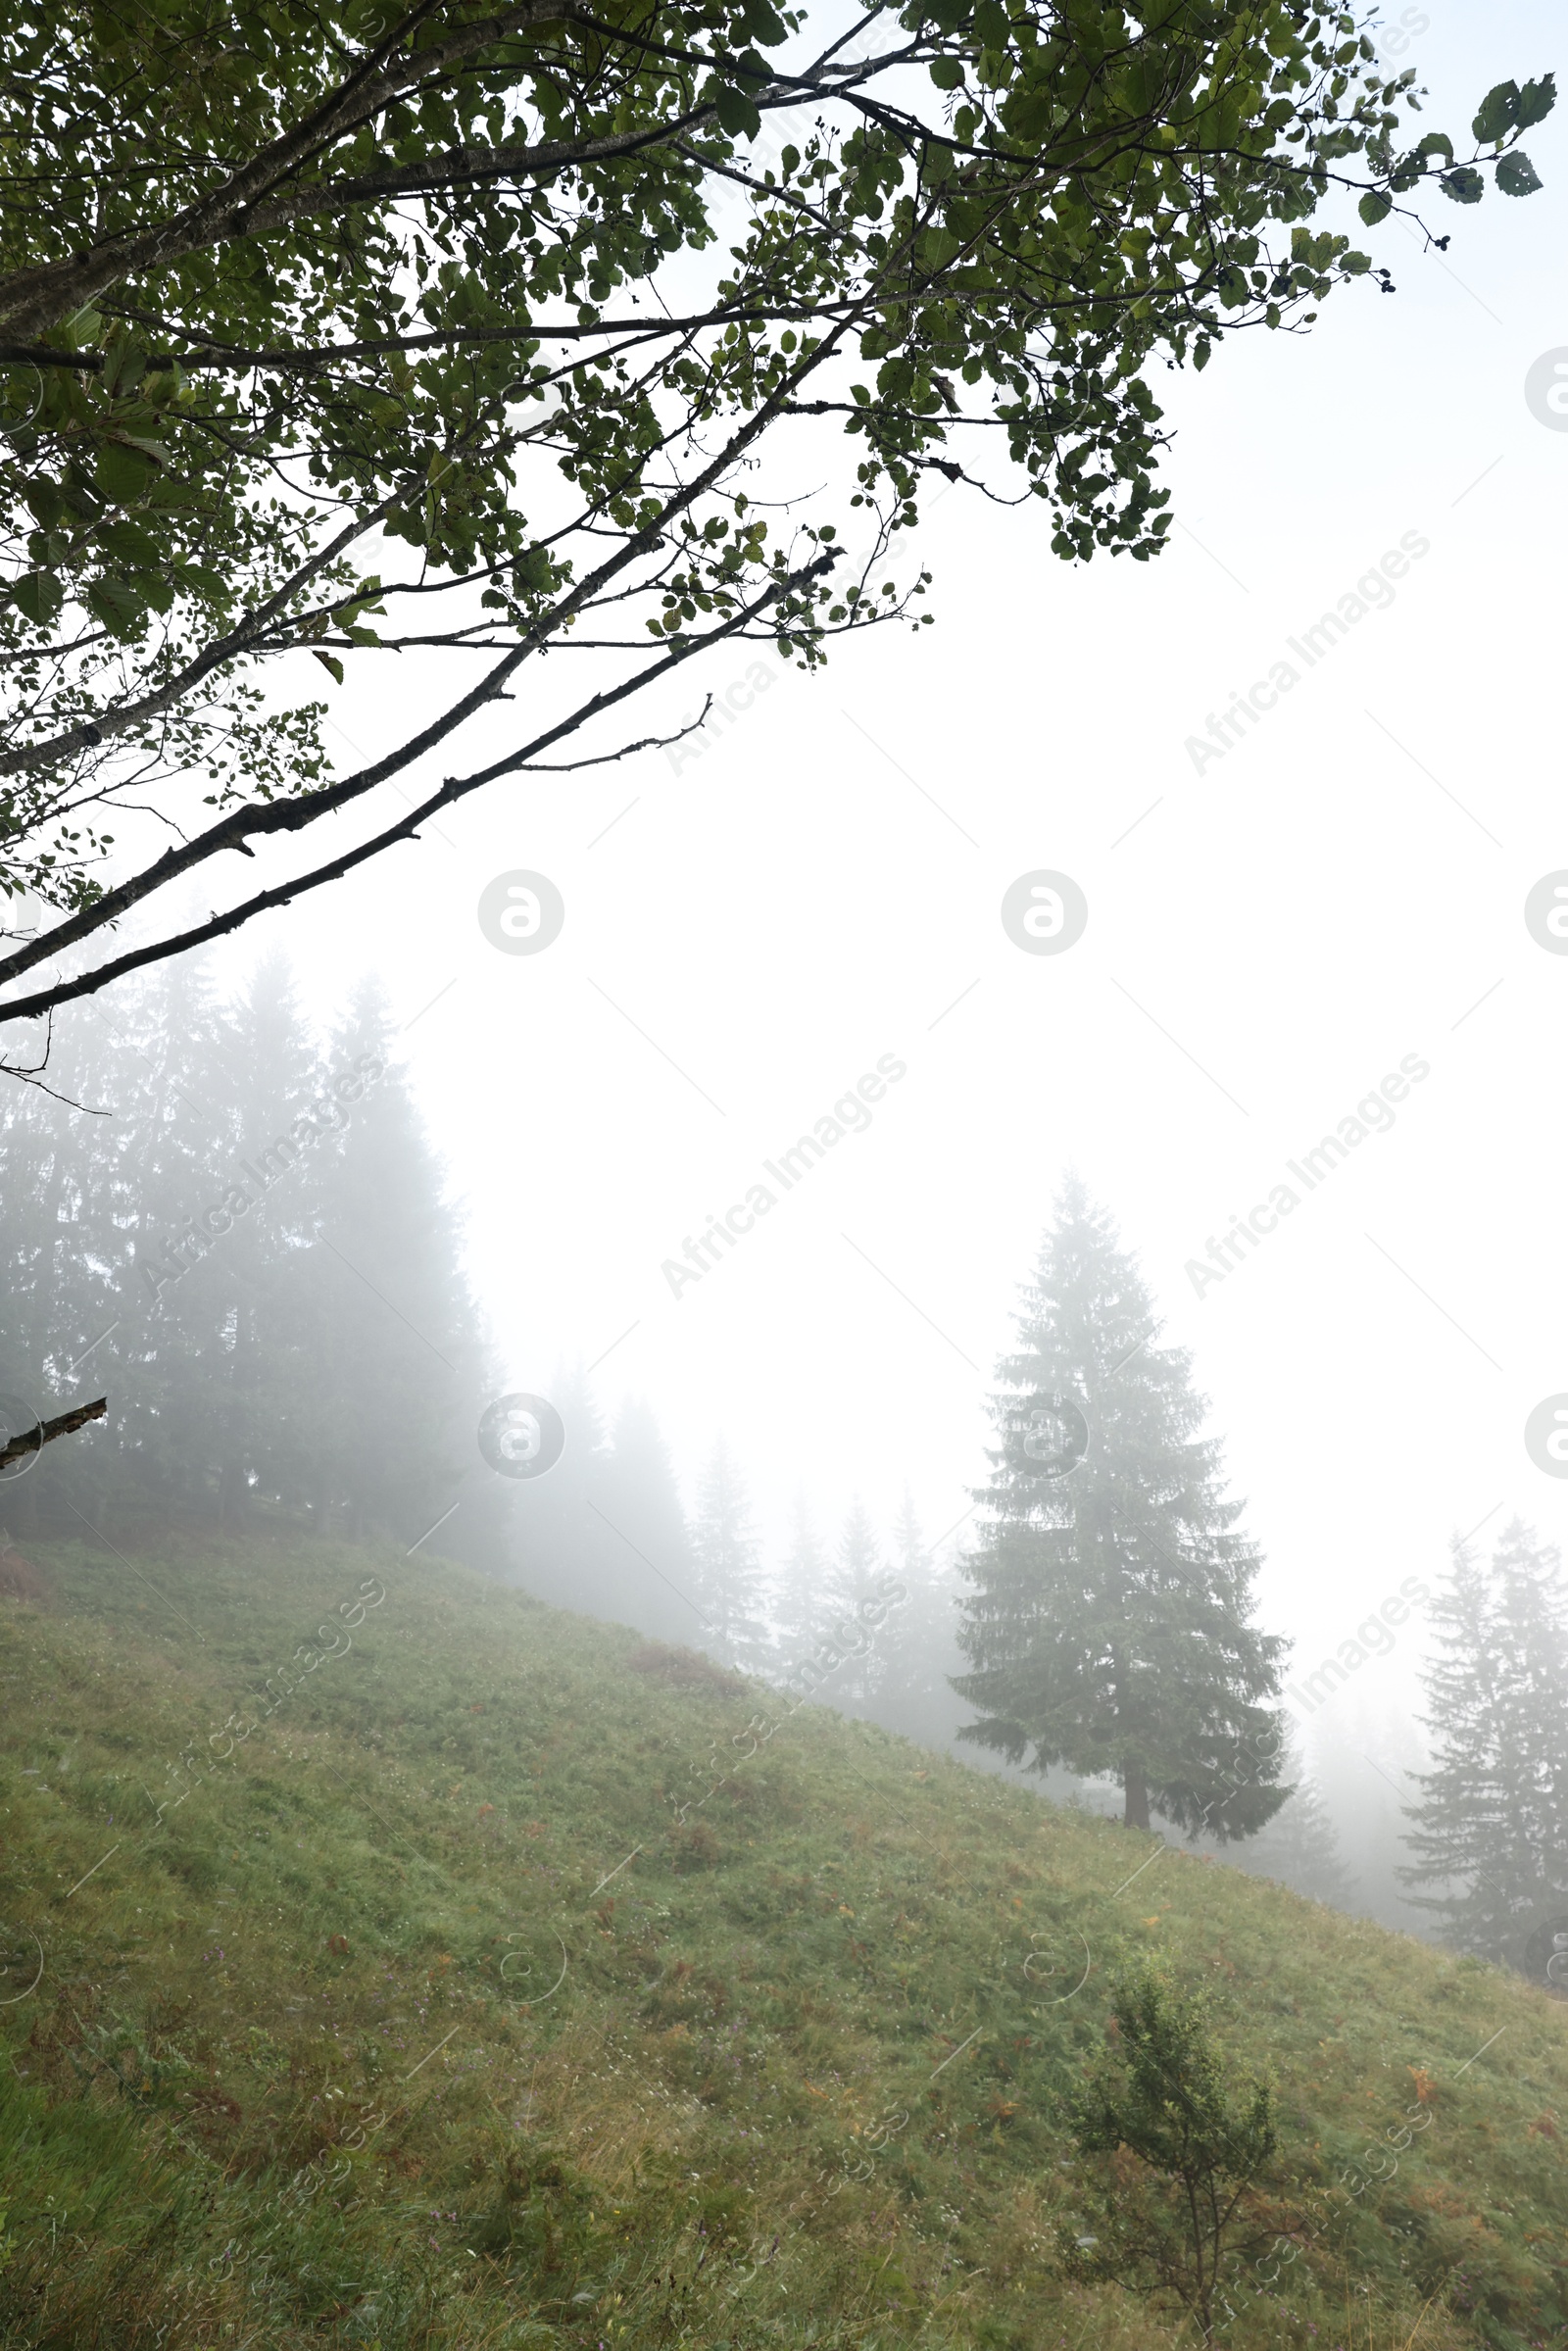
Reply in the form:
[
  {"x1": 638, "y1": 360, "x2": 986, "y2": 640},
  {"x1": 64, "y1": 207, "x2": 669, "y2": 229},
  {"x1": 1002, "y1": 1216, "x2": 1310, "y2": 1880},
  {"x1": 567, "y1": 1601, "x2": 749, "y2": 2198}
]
[{"x1": 8, "y1": 0, "x2": 1567, "y2": 1926}]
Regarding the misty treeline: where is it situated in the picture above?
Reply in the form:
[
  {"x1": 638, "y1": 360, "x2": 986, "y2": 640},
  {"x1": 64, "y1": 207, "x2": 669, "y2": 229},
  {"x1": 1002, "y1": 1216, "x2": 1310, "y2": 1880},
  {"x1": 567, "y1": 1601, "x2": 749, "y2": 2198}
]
[
  {"x1": 0, "y1": 957, "x2": 964, "y2": 1737},
  {"x1": 1, "y1": 955, "x2": 508, "y2": 1563},
  {"x1": 2, "y1": 966, "x2": 1563, "y2": 1978}
]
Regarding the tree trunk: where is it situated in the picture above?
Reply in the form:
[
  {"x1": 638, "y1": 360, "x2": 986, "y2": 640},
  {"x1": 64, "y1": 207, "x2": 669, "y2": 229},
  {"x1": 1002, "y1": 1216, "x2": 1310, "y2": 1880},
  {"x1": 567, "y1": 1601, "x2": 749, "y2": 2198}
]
[{"x1": 1123, "y1": 1765, "x2": 1151, "y2": 1832}]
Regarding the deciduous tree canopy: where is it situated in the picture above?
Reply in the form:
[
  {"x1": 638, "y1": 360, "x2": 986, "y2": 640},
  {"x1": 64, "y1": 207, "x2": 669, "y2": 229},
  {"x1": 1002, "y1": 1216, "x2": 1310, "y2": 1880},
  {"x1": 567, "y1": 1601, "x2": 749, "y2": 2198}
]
[{"x1": 0, "y1": 0, "x2": 1551, "y2": 1047}]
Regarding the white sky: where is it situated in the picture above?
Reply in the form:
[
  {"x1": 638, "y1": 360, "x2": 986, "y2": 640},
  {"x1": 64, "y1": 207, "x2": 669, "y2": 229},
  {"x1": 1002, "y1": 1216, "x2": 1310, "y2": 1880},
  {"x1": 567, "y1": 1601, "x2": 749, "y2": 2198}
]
[{"x1": 66, "y1": 0, "x2": 1568, "y2": 1755}]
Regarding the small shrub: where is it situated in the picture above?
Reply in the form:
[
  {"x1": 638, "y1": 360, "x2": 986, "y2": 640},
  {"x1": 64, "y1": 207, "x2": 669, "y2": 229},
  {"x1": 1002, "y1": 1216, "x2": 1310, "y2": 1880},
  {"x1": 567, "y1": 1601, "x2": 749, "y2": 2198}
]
[{"x1": 1061, "y1": 1963, "x2": 1278, "y2": 2333}]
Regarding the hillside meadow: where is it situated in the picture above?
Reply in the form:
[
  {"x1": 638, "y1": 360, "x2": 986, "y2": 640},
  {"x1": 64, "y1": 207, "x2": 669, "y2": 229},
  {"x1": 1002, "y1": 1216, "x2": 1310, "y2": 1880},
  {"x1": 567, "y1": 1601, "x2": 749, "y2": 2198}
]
[{"x1": 0, "y1": 1531, "x2": 1562, "y2": 2349}]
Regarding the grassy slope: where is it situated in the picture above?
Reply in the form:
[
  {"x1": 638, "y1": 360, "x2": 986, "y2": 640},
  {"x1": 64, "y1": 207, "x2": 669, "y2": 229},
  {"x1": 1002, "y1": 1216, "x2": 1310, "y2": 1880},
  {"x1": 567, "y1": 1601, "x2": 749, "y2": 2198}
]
[{"x1": 0, "y1": 1533, "x2": 1562, "y2": 2351}]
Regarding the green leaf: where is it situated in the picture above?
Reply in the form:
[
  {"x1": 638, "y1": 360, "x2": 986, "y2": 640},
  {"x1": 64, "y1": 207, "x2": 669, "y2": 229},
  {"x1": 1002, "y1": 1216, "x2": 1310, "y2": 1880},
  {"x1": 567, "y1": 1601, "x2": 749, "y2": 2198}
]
[
  {"x1": 739, "y1": 0, "x2": 787, "y2": 43},
  {"x1": 98, "y1": 518, "x2": 161, "y2": 567},
  {"x1": 312, "y1": 651, "x2": 345, "y2": 684},
  {"x1": 85, "y1": 576, "x2": 149, "y2": 636},
  {"x1": 9, "y1": 570, "x2": 63, "y2": 627},
  {"x1": 928, "y1": 56, "x2": 964, "y2": 89},
  {"x1": 1471, "y1": 79, "x2": 1520, "y2": 146},
  {"x1": 1193, "y1": 339, "x2": 1211, "y2": 371},
  {"x1": 1439, "y1": 166, "x2": 1485, "y2": 205},
  {"x1": 1496, "y1": 150, "x2": 1543, "y2": 197},
  {"x1": 95, "y1": 440, "x2": 163, "y2": 504},
  {"x1": 1357, "y1": 190, "x2": 1393, "y2": 225},
  {"x1": 710, "y1": 83, "x2": 762, "y2": 139},
  {"x1": 21, "y1": 480, "x2": 65, "y2": 530},
  {"x1": 171, "y1": 563, "x2": 227, "y2": 601},
  {"x1": 1515, "y1": 73, "x2": 1556, "y2": 130}
]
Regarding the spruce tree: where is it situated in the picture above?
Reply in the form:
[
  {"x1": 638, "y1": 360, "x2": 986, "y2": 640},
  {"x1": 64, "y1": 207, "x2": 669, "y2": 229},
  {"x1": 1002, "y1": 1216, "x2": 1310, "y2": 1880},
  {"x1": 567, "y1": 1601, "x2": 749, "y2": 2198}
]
[
  {"x1": 869, "y1": 1489, "x2": 968, "y2": 1749},
  {"x1": 1401, "y1": 1521, "x2": 1568, "y2": 1964},
  {"x1": 690, "y1": 1438, "x2": 768, "y2": 1671},
  {"x1": 771, "y1": 1487, "x2": 830, "y2": 1666},
  {"x1": 954, "y1": 1178, "x2": 1288, "y2": 1837},
  {"x1": 821, "y1": 1496, "x2": 889, "y2": 1705},
  {"x1": 505, "y1": 1361, "x2": 612, "y2": 1613},
  {"x1": 3, "y1": 958, "x2": 503, "y2": 1558},
  {"x1": 0, "y1": 991, "x2": 125, "y2": 1533},
  {"x1": 595, "y1": 1397, "x2": 705, "y2": 1643},
  {"x1": 891, "y1": 1488, "x2": 925, "y2": 1593},
  {"x1": 164, "y1": 951, "x2": 327, "y2": 1525},
  {"x1": 302, "y1": 977, "x2": 494, "y2": 1547}
]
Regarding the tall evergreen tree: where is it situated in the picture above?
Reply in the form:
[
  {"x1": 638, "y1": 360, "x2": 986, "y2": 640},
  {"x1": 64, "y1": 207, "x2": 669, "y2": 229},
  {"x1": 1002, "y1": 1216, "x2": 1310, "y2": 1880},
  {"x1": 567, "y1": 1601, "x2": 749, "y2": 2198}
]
[
  {"x1": 866, "y1": 1489, "x2": 968, "y2": 1749},
  {"x1": 149, "y1": 951, "x2": 327, "y2": 1525},
  {"x1": 504, "y1": 1361, "x2": 612, "y2": 1612},
  {"x1": 891, "y1": 1488, "x2": 925, "y2": 1593},
  {"x1": 771, "y1": 1486, "x2": 830, "y2": 1666},
  {"x1": 690, "y1": 1438, "x2": 767, "y2": 1671},
  {"x1": 954, "y1": 1178, "x2": 1288, "y2": 1837},
  {"x1": 3, "y1": 957, "x2": 505, "y2": 1561},
  {"x1": 1401, "y1": 1521, "x2": 1568, "y2": 1964},
  {"x1": 299, "y1": 977, "x2": 496, "y2": 1548},
  {"x1": 0, "y1": 993, "x2": 126, "y2": 1534},
  {"x1": 594, "y1": 1396, "x2": 706, "y2": 1644},
  {"x1": 820, "y1": 1495, "x2": 888, "y2": 1705}
]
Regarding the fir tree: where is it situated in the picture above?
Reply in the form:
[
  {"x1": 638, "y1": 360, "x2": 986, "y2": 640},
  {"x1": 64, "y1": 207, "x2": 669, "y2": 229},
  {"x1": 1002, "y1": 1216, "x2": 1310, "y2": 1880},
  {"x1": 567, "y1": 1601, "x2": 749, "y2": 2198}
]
[
  {"x1": 3, "y1": 959, "x2": 504, "y2": 1559},
  {"x1": 870, "y1": 1489, "x2": 968, "y2": 1749},
  {"x1": 165, "y1": 951, "x2": 328, "y2": 1526},
  {"x1": 505, "y1": 1362, "x2": 612, "y2": 1613},
  {"x1": 821, "y1": 1495, "x2": 888, "y2": 1705},
  {"x1": 771, "y1": 1487, "x2": 830, "y2": 1665},
  {"x1": 690, "y1": 1438, "x2": 768, "y2": 1671},
  {"x1": 596, "y1": 1397, "x2": 705, "y2": 1643},
  {"x1": 891, "y1": 1488, "x2": 925, "y2": 1592},
  {"x1": 1401, "y1": 1520, "x2": 1568, "y2": 1964},
  {"x1": 301, "y1": 977, "x2": 495, "y2": 1547},
  {"x1": 0, "y1": 990, "x2": 125, "y2": 1533},
  {"x1": 954, "y1": 1178, "x2": 1288, "y2": 1836}
]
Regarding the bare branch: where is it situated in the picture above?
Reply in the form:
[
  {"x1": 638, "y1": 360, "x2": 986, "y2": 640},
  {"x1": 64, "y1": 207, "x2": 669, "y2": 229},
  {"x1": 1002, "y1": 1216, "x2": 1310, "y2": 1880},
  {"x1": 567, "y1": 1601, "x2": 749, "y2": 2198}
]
[
  {"x1": 0, "y1": 551, "x2": 835, "y2": 1025},
  {"x1": 0, "y1": 1396, "x2": 109, "y2": 1469}
]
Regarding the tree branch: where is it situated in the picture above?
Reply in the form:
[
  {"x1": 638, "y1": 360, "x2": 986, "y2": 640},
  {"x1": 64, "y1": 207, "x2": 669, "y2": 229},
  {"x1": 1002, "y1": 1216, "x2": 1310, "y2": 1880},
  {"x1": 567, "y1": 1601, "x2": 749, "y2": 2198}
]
[
  {"x1": 0, "y1": 283, "x2": 871, "y2": 991},
  {"x1": 0, "y1": 1396, "x2": 108, "y2": 1470},
  {"x1": 0, "y1": 553, "x2": 834, "y2": 1025},
  {"x1": 0, "y1": 0, "x2": 566, "y2": 341}
]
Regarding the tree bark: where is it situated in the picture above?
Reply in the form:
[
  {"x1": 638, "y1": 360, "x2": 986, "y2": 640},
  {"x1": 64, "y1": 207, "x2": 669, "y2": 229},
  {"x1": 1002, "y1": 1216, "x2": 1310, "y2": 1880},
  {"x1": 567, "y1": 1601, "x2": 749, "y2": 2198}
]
[
  {"x1": 1123, "y1": 1765, "x2": 1151, "y2": 1832},
  {"x1": 0, "y1": 1396, "x2": 107, "y2": 1470}
]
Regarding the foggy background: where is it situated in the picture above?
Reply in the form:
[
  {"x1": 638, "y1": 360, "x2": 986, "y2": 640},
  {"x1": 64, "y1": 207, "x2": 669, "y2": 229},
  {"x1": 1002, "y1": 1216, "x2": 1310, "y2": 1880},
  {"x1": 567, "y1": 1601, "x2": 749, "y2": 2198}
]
[{"x1": 7, "y1": 0, "x2": 1566, "y2": 1931}]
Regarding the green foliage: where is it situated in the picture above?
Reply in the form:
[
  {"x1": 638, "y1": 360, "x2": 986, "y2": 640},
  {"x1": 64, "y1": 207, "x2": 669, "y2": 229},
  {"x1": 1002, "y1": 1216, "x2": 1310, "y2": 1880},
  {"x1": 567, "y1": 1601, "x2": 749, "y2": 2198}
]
[
  {"x1": 690, "y1": 1436, "x2": 771, "y2": 1668},
  {"x1": 0, "y1": 1535, "x2": 1563, "y2": 2346},
  {"x1": 0, "y1": 960, "x2": 506, "y2": 1559},
  {"x1": 1401, "y1": 1520, "x2": 1568, "y2": 1968},
  {"x1": 1063, "y1": 1964, "x2": 1277, "y2": 2331},
  {"x1": 955, "y1": 1179, "x2": 1290, "y2": 1837},
  {"x1": 0, "y1": 0, "x2": 1552, "y2": 1032}
]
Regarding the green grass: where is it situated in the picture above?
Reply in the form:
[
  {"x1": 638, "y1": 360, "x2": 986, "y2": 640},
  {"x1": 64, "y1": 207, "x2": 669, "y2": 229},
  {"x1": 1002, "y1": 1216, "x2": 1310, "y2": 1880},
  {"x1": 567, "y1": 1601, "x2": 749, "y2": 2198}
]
[{"x1": 0, "y1": 1530, "x2": 1562, "y2": 2350}]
